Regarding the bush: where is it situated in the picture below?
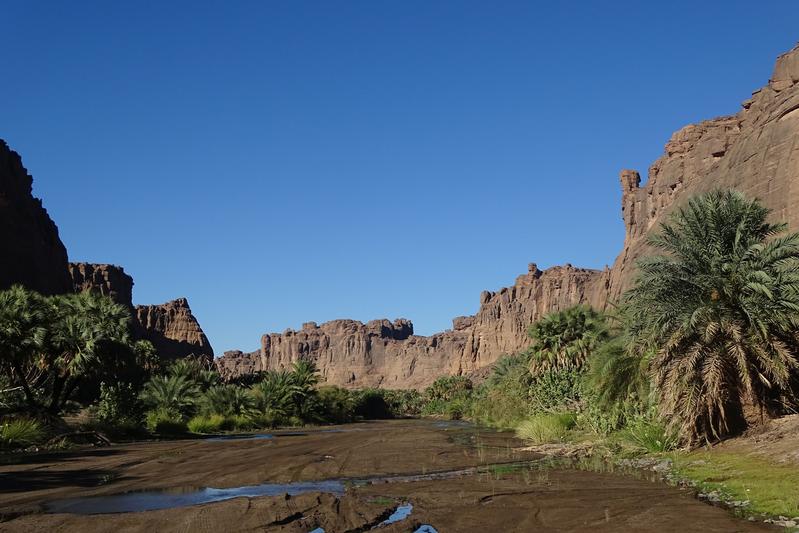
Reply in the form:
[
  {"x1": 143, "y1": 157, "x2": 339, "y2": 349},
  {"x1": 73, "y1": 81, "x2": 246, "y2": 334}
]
[
  {"x1": 248, "y1": 412, "x2": 281, "y2": 429},
  {"x1": 469, "y1": 385, "x2": 530, "y2": 429},
  {"x1": 516, "y1": 412, "x2": 576, "y2": 444},
  {"x1": 199, "y1": 385, "x2": 254, "y2": 417},
  {"x1": 619, "y1": 417, "x2": 678, "y2": 453},
  {"x1": 187, "y1": 414, "x2": 229, "y2": 434},
  {"x1": 352, "y1": 389, "x2": 393, "y2": 419},
  {"x1": 230, "y1": 414, "x2": 255, "y2": 431},
  {"x1": 96, "y1": 382, "x2": 143, "y2": 427},
  {"x1": 317, "y1": 386, "x2": 354, "y2": 423},
  {"x1": 381, "y1": 389, "x2": 424, "y2": 417},
  {"x1": 145, "y1": 408, "x2": 187, "y2": 435},
  {"x1": 425, "y1": 376, "x2": 472, "y2": 403},
  {"x1": 0, "y1": 418, "x2": 44, "y2": 449},
  {"x1": 528, "y1": 367, "x2": 582, "y2": 410}
]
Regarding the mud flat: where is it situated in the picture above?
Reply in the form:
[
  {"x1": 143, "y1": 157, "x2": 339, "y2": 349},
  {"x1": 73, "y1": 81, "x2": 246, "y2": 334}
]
[{"x1": 0, "y1": 420, "x2": 774, "y2": 532}]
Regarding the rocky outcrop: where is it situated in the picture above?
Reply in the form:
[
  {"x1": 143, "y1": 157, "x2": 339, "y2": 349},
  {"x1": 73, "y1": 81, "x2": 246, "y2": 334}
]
[
  {"x1": 68, "y1": 262, "x2": 134, "y2": 308},
  {"x1": 135, "y1": 298, "x2": 214, "y2": 361},
  {"x1": 607, "y1": 43, "x2": 799, "y2": 298},
  {"x1": 68, "y1": 262, "x2": 213, "y2": 362},
  {"x1": 217, "y1": 43, "x2": 799, "y2": 389},
  {"x1": 0, "y1": 140, "x2": 71, "y2": 295},
  {"x1": 216, "y1": 264, "x2": 608, "y2": 388}
]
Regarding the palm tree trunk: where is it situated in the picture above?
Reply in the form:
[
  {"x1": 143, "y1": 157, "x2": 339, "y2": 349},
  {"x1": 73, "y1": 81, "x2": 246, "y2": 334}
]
[
  {"x1": 48, "y1": 375, "x2": 65, "y2": 413},
  {"x1": 11, "y1": 364, "x2": 39, "y2": 409}
]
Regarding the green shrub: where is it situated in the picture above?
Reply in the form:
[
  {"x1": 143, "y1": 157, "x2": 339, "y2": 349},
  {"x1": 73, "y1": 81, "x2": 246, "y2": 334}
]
[
  {"x1": 381, "y1": 389, "x2": 424, "y2": 417},
  {"x1": 444, "y1": 397, "x2": 470, "y2": 420},
  {"x1": 619, "y1": 417, "x2": 678, "y2": 453},
  {"x1": 516, "y1": 412, "x2": 576, "y2": 444},
  {"x1": 248, "y1": 412, "x2": 281, "y2": 429},
  {"x1": 0, "y1": 418, "x2": 44, "y2": 449},
  {"x1": 96, "y1": 382, "x2": 143, "y2": 427},
  {"x1": 425, "y1": 376, "x2": 472, "y2": 403},
  {"x1": 145, "y1": 408, "x2": 187, "y2": 435},
  {"x1": 140, "y1": 375, "x2": 199, "y2": 418},
  {"x1": 317, "y1": 386, "x2": 354, "y2": 423},
  {"x1": 187, "y1": 414, "x2": 228, "y2": 434},
  {"x1": 469, "y1": 385, "x2": 530, "y2": 429},
  {"x1": 352, "y1": 389, "x2": 393, "y2": 419},
  {"x1": 200, "y1": 385, "x2": 255, "y2": 417},
  {"x1": 528, "y1": 367, "x2": 582, "y2": 410},
  {"x1": 230, "y1": 414, "x2": 255, "y2": 431}
]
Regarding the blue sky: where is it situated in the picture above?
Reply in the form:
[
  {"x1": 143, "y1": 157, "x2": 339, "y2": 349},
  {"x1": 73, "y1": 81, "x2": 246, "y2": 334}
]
[{"x1": 3, "y1": 2, "x2": 798, "y2": 353}]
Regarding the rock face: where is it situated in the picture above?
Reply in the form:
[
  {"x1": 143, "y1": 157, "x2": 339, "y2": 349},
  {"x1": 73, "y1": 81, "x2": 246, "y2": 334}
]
[
  {"x1": 607, "y1": 43, "x2": 799, "y2": 299},
  {"x1": 68, "y1": 262, "x2": 134, "y2": 308},
  {"x1": 0, "y1": 140, "x2": 71, "y2": 295},
  {"x1": 135, "y1": 298, "x2": 214, "y2": 361},
  {"x1": 216, "y1": 264, "x2": 609, "y2": 388},
  {"x1": 217, "y1": 43, "x2": 799, "y2": 389},
  {"x1": 67, "y1": 262, "x2": 213, "y2": 361}
]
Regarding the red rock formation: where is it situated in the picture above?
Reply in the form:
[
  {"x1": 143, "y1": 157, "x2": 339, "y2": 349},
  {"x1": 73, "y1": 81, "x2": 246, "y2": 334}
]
[
  {"x1": 68, "y1": 263, "x2": 213, "y2": 362},
  {"x1": 216, "y1": 43, "x2": 799, "y2": 389},
  {"x1": 607, "y1": 43, "x2": 799, "y2": 299},
  {"x1": 216, "y1": 264, "x2": 608, "y2": 388},
  {"x1": 135, "y1": 298, "x2": 214, "y2": 361},
  {"x1": 68, "y1": 262, "x2": 134, "y2": 308},
  {"x1": 0, "y1": 140, "x2": 71, "y2": 295}
]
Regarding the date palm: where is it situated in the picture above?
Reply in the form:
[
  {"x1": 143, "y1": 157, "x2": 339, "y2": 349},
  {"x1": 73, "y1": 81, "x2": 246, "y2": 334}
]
[
  {"x1": 46, "y1": 291, "x2": 131, "y2": 412},
  {"x1": 528, "y1": 305, "x2": 608, "y2": 373},
  {"x1": 626, "y1": 190, "x2": 799, "y2": 443},
  {"x1": 200, "y1": 384, "x2": 254, "y2": 417},
  {"x1": 140, "y1": 374, "x2": 200, "y2": 417},
  {"x1": 0, "y1": 286, "x2": 48, "y2": 408}
]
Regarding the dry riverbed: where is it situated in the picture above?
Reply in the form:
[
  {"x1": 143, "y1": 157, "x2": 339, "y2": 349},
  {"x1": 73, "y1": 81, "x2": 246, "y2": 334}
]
[{"x1": 0, "y1": 420, "x2": 777, "y2": 532}]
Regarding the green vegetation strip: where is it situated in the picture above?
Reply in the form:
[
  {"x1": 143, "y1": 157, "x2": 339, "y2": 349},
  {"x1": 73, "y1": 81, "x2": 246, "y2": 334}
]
[{"x1": 671, "y1": 451, "x2": 799, "y2": 519}]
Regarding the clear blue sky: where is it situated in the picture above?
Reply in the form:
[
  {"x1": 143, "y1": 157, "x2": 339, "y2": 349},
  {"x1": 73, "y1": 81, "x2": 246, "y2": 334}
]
[{"x1": 3, "y1": 2, "x2": 798, "y2": 354}]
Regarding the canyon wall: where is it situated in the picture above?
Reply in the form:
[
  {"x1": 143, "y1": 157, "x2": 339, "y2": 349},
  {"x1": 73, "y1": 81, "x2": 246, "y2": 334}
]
[
  {"x1": 216, "y1": 43, "x2": 799, "y2": 389},
  {"x1": 69, "y1": 262, "x2": 134, "y2": 308},
  {"x1": 217, "y1": 264, "x2": 609, "y2": 388},
  {"x1": 607, "y1": 44, "x2": 799, "y2": 299},
  {"x1": 134, "y1": 298, "x2": 214, "y2": 361},
  {"x1": 0, "y1": 141, "x2": 216, "y2": 364},
  {"x1": 0, "y1": 140, "x2": 71, "y2": 295},
  {"x1": 68, "y1": 263, "x2": 214, "y2": 361}
]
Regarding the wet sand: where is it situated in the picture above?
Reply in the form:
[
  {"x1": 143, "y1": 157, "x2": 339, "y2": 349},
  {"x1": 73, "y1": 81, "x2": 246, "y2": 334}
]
[{"x1": 0, "y1": 420, "x2": 774, "y2": 532}]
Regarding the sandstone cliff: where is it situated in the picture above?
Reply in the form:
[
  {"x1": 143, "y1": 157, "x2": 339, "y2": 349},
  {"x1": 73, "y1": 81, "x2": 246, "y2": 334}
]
[
  {"x1": 0, "y1": 140, "x2": 71, "y2": 295},
  {"x1": 67, "y1": 262, "x2": 213, "y2": 361},
  {"x1": 216, "y1": 43, "x2": 799, "y2": 389},
  {"x1": 608, "y1": 43, "x2": 799, "y2": 299},
  {"x1": 216, "y1": 264, "x2": 609, "y2": 388},
  {"x1": 69, "y1": 262, "x2": 134, "y2": 308},
  {"x1": 134, "y1": 298, "x2": 214, "y2": 361}
]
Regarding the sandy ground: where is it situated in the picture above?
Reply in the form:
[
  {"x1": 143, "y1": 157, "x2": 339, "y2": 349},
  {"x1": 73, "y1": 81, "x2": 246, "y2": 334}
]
[
  {"x1": 716, "y1": 413, "x2": 799, "y2": 464},
  {"x1": 0, "y1": 420, "x2": 775, "y2": 532}
]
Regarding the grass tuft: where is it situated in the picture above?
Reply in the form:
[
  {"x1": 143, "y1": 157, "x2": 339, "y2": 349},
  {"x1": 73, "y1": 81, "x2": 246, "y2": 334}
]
[
  {"x1": 516, "y1": 412, "x2": 576, "y2": 444},
  {"x1": 0, "y1": 418, "x2": 43, "y2": 449}
]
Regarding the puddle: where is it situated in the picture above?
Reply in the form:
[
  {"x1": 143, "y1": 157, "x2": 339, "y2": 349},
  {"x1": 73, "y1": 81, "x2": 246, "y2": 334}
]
[
  {"x1": 414, "y1": 527, "x2": 438, "y2": 533},
  {"x1": 43, "y1": 450, "x2": 669, "y2": 517},
  {"x1": 206, "y1": 427, "x2": 361, "y2": 442},
  {"x1": 378, "y1": 503, "x2": 413, "y2": 526},
  {"x1": 43, "y1": 480, "x2": 345, "y2": 515},
  {"x1": 205, "y1": 433, "x2": 274, "y2": 442}
]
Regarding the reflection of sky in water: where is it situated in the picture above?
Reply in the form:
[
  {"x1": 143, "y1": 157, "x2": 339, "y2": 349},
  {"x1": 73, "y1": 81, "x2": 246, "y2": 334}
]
[
  {"x1": 44, "y1": 480, "x2": 345, "y2": 515},
  {"x1": 379, "y1": 503, "x2": 413, "y2": 525}
]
